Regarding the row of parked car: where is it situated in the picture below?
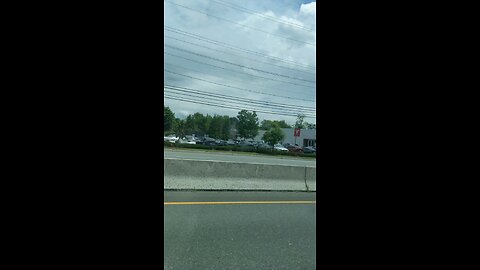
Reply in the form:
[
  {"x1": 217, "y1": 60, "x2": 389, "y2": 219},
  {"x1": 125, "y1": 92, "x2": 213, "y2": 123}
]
[
  {"x1": 272, "y1": 143, "x2": 316, "y2": 154},
  {"x1": 164, "y1": 135, "x2": 316, "y2": 154}
]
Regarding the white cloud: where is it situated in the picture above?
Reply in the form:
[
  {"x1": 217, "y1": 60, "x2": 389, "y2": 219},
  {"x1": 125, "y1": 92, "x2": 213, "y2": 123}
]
[
  {"x1": 300, "y1": 2, "x2": 316, "y2": 17},
  {"x1": 164, "y1": 0, "x2": 316, "y2": 123}
]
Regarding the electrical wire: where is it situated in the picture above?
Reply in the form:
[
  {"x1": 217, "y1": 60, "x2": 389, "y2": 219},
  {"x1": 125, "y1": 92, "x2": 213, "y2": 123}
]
[
  {"x1": 164, "y1": 26, "x2": 316, "y2": 70},
  {"x1": 164, "y1": 0, "x2": 316, "y2": 46},
  {"x1": 164, "y1": 67, "x2": 316, "y2": 103},
  {"x1": 164, "y1": 51, "x2": 316, "y2": 89},
  {"x1": 165, "y1": 35, "x2": 315, "y2": 76},
  {"x1": 164, "y1": 94, "x2": 316, "y2": 118},
  {"x1": 164, "y1": 61, "x2": 315, "y2": 96},
  {"x1": 164, "y1": 85, "x2": 316, "y2": 115},
  {"x1": 165, "y1": 44, "x2": 315, "y2": 83},
  {"x1": 211, "y1": 0, "x2": 316, "y2": 32},
  {"x1": 164, "y1": 92, "x2": 315, "y2": 116},
  {"x1": 164, "y1": 84, "x2": 316, "y2": 111}
]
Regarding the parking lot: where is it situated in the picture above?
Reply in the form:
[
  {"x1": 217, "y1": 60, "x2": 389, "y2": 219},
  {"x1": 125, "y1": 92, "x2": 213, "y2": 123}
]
[{"x1": 164, "y1": 136, "x2": 316, "y2": 154}]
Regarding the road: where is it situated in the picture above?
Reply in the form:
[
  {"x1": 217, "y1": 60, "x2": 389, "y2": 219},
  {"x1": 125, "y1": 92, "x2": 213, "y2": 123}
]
[
  {"x1": 164, "y1": 149, "x2": 316, "y2": 167},
  {"x1": 164, "y1": 191, "x2": 316, "y2": 270}
]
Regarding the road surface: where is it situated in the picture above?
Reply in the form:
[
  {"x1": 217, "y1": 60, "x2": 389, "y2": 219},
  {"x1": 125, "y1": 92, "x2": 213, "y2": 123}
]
[
  {"x1": 164, "y1": 191, "x2": 316, "y2": 270},
  {"x1": 164, "y1": 149, "x2": 316, "y2": 167}
]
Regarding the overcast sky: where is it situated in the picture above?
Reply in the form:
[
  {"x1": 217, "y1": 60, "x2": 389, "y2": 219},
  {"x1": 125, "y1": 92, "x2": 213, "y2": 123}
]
[{"x1": 164, "y1": 0, "x2": 316, "y2": 126}]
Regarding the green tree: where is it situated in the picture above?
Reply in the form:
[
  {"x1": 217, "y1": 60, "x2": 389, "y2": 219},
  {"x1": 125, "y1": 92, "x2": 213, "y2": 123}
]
[
  {"x1": 184, "y1": 114, "x2": 195, "y2": 135},
  {"x1": 304, "y1": 122, "x2": 316, "y2": 129},
  {"x1": 276, "y1": 120, "x2": 292, "y2": 128},
  {"x1": 260, "y1": 120, "x2": 273, "y2": 130},
  {"x1": 295, "y1": 114, "x2": 306, "y2": 129},
  {"x1": 173, "y1": 118, "x2": 186, "y2": 138},
  {"x1": 237, "y1": 110, "x2": 259, "y2": 140},
  {"x1": 221, "y1": 116, "x2": 231, "y2": 140},
  {"x1": 189, "y1": 113, "x2": 207, "y2": 136},
  {"x1": 228, "y1": 117, "x2": 238, "y2": 139},
  {"x1": 262, "y1": 123, "x2": 285, "y2": 148},
  {"x1": 208, "y1": 115, "x2": 223, "y2": 139},
  {"x1": 229, "y1": 117, "x2": 239, "y2": 128},
  {"x1": 261, "y1": 119, "x2": 292, "y2": 130},
  {"x1": 164, "y1": 106, "x2": 175, "y2": 134},
  {"x1": 204, "y1": 114, "x2": 213, "y2": 136}
]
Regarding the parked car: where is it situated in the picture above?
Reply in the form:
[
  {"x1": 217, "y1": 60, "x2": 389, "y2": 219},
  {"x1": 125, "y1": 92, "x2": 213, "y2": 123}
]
[
  {"x1": 257, "y1": 143, "x2": 272, "y2": 149},
  {"x1": 282, "y1": 143, "x2": 303, "y2": 153},
  {"x1": 252, "y1": 141, "x2": 264, "y2": 148},
  {"x1": 287, "y1": 145, "x2": 303, "y2": 153},
  {"x1": 164, "y1": 135, "x2": 179, "y2": 143},
  {"x1": 283, "y1": 143, "x2": 299, "y2": 148},
  {"x1": 200, "y1": 137, "x2": 216, "y2": 146},
  {"x1": 226, "y1": 140, "x2": 236, "y2": 146},
  {"x1": 204, "y1": 141, "x2": 217, "y2": 146},
  {"x1": 215, "y1": 140, "x2": 227, "y2": 146},
  {"x1": 303, "y1": 146, "x2": 316, "y2": 153},
  {"x1": 178, "y1": 139, "x2": 196, "y2": 145},
  {"x1": 238, "y1": 140, "x2": 254, "y2": 147},
  {"x1": 274, "y1": 144, "x2": 289, "y2": 151}
]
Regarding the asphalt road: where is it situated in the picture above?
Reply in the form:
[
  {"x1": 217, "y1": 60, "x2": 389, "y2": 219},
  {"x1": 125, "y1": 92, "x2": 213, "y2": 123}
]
[
  {"x1": 164, "y1": 191, "x2": 316, "y2": 270},
  {"x1": 164, "y1": 149, "x2": 316, "y2": 167}
]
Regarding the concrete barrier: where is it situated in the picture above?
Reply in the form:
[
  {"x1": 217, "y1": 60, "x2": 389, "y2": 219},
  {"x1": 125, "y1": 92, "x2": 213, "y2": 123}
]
[
  {"x1": 164, "y1": 158, "x2": 315, "y2": 191},
  {"x1": 305, "y1": 166, "x2": 316, "y2": 191}
]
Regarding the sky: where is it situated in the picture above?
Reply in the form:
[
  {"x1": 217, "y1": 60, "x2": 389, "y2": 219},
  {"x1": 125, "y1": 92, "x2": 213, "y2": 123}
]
[{"x1": 164, "y1": 0, "x2": 316, "y2": 126}]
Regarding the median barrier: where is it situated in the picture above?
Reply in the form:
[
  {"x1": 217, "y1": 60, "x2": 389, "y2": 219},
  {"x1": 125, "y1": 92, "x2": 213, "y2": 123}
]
[
  {"x1": 305, "y1": 166, "x2": 316, "y2": 191},
  {"x1": 164, "y1": 158, "x2": 315, "y2": 191}
]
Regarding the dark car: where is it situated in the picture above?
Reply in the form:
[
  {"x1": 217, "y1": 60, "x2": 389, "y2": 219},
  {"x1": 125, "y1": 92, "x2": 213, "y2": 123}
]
[
  {"x1": 285, "y1": 144, "x2": 303, "y2": 153},
  {"x1": 257, "y1": 143, "x2": 273, "y2": 149},
  {"x1": 303, "y1": 146, "x2": 316, "y2": 153},
  {"x1": 215, "y1": 140, "x2": 227, "y2": 146},
  {"x1": 202, "y1": 138, "x2": 217, "y2": 146},
  {"x1": 203, "y1": 141, "x2": 217, "y2": 146},
  {"x1": 238, "y1": 140, "x2": 254, "y2": 147}
]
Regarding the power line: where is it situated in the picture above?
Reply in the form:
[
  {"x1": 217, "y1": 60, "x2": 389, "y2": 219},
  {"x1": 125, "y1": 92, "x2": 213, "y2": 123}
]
[
  {"x1": 211, "y1": 0, "x2": 316, "y2": 32},
  {"x1": 164, "y1": 88, "x2": 314, "y2": 115},
  {"x1": 164, "y1": 35, "x2": 315, "y2": 76},
  {"x1": 164, "y1": 67, "x2": 316, "y2": 103},
  {"x1": 164, "y1": 61, "x2": 311, "y2": 96},
  {"x1": 164, "y1": 51, "x2": 316, "y2": 89},
  {"x1": 164, "y1": 69, "x2": 315, "y2": 103},
  {"x1": 164, "y1": 26, "x2": 315, "y2": 70},
  {"x1": 164, "y1": 94, "x2": 316, "y2": 118},
  {"x1": 164, "y1": 61, "x2": 315, "y2": 96},
  {"x1": 164, "y1": 91, "x2": 314, "y2": 117},
  {"x1": 164, "y1": 0, "x2": 315, "y2": 47},
  {"x1": 164, "y1": 62, "x2": 312, "y2": 96},
  {"x1": 165, "y1": 44, "x2": 315, "y2": 84},
  {"x1": 164, "y1": 84, "x2": 316, "y2": 112},
  {"x1": 164, "y1": 94, "x2": 315, "y2": 118},
  {"x1": 164, "y1": 85, "x2": 316, "y2": 115}
]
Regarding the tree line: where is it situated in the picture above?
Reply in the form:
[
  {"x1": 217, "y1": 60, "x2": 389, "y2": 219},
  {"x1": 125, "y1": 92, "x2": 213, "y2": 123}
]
[{"x1": 164, "y1": 106, "x2": 315, "y2": 146}]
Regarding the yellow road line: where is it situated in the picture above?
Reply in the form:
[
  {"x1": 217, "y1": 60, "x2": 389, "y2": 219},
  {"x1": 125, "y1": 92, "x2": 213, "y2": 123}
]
[{"x1": 164, "y1": 201, "x2": 316, "y2": 205}]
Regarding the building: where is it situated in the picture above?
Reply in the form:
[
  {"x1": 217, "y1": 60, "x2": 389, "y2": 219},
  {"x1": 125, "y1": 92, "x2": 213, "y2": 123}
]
[{"x1": 254, "y1": 128, "x2": 316, "y2": 148}]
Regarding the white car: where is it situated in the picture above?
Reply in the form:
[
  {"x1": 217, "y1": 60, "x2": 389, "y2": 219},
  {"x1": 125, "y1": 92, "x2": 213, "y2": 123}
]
[
  {"x1": 274, "y1": 144, "x2": 289, "y2": 151},
  {"x1": 179, "y1": 139, "x2": 196, "y2": 145},
  {"x1": 164, "y1": 136, "x2": 179, "y2": 143}
]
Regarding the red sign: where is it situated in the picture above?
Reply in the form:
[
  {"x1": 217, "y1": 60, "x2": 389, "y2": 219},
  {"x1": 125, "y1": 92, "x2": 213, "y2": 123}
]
[{"x1": 294, "y1": 128, "x2": 301, "y2": 137}]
